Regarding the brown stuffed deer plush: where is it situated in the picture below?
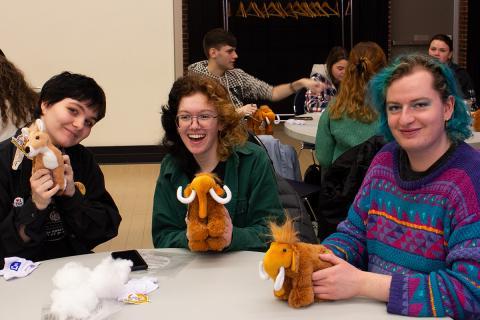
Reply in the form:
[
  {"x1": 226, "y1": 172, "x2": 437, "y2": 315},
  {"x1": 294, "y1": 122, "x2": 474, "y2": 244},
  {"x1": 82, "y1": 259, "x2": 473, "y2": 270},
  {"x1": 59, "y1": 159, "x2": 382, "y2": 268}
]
[
  {"x1": 22, "y1": 119, "x2": 66, "y2": 195},
  {"x1": 177, "y1": 173, "x2": 232, "y2": 251}
]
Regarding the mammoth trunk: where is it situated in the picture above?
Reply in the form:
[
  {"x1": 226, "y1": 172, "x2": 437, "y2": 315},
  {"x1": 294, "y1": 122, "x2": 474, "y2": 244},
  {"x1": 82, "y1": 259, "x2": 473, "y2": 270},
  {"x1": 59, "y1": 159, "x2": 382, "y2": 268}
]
[{"x1": 197, "y1": 192, "x2": 208, "y2": 219}]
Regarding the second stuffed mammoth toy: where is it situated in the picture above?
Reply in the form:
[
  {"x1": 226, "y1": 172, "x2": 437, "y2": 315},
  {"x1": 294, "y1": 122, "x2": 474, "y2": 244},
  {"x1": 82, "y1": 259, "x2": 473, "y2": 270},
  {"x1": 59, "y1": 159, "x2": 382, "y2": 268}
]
[{"x1": 259, "y1": 218, "x2": 332, "y2": 308}]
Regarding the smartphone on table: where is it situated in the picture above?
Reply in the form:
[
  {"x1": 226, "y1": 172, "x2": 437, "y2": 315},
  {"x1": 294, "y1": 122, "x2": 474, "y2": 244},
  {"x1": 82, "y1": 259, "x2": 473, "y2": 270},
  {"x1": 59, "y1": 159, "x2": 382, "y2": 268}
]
[{"x1": 111, "y1": 249, "x2": 148, "y2": 271}]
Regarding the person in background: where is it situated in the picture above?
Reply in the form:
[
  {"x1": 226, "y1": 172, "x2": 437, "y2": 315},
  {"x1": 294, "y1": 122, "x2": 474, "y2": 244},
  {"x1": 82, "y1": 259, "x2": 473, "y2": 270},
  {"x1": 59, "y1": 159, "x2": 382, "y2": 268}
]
[
  {"x1": 188, "y1": 28, "x2": 323, "y2": 116},
  {"x1": 312, "y1": 54, "x2": 480, "y2": 318},
  {"x1": 315, "y1": 42, "x2": 386, "y2": 168},
  {"x1": 0, "y1": 53, "x2": 38, "y2": 142},
  {"x1": 0, "y1": 72, "x2": 121, "y2": 265},
  {"x1": 306, "y1": 46, "x2": 348, "y2": 112},
  {"x1": 152, "y1": 75, "x2": 284, "y2": 251},
  {"x1": 428, "y1": 33, "x2": 475, "y2": 100}
]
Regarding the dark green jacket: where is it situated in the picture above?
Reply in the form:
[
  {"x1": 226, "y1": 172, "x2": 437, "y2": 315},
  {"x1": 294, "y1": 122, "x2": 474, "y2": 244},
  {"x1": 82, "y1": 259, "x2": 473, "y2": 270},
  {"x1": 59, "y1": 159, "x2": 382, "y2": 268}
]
[{"x1": 152, "y1": 142, "x2": 284, "y2": 251}]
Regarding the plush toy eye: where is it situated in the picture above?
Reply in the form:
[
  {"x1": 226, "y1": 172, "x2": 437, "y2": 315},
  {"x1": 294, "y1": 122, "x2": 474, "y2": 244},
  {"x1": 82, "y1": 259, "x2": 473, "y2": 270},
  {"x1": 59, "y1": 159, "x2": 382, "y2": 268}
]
[
  {"x1": 282, "y1": 248, "x2": 287, "y2": 253},
  {"x1": 35, "y1": 135, "x2": 40, "y2": 140}
]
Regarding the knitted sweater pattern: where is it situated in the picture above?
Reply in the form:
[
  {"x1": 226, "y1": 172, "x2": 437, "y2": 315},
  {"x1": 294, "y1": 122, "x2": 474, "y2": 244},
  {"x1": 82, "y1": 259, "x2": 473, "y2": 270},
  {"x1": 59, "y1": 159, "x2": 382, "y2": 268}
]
[
  {"x1": 315, "y1": 112, "x2": 379, "y2": 168},
  {"x1": 323, "y1": 142, "x2": 480, "y2": 319}
]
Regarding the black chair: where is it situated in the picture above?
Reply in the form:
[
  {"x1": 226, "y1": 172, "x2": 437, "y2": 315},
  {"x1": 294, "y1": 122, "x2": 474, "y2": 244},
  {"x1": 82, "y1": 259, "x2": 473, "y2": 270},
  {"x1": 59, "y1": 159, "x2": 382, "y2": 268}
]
[
  {"x1": 284, "y1": 178, "x2": 322, "y2": 238},
  {"x1": 293, "y1": 88, "x2": 307, "y2": 115},
  {"x1": 248, "y1": 131, "x2": 320, "y2": 241}
]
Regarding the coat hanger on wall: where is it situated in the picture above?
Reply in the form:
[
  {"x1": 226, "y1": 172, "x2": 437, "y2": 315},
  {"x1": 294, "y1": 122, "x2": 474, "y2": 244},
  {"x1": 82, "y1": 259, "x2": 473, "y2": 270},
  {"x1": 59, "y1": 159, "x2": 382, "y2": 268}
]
[
  {"x1": 311, "y1": 1, "x2": 330, "y2": 17},
  {"x1": 266, "y1": 1, "x2": 286, "y2": 18},
  {"x1": 292, "y1": 0, "x2": 311, "y2": 18},
  {"x1": 321, "y1": 0, "x2": 340, "y2": 17},
  {"x1": 344, "y1": 0, "x2": 351, "y2": 16},
  {"x1": 235, "y1": 0, "x2": 247, "y2": 17},
  {"x1": 245, "y1": 0, "x2": 266, "y2": 18}
]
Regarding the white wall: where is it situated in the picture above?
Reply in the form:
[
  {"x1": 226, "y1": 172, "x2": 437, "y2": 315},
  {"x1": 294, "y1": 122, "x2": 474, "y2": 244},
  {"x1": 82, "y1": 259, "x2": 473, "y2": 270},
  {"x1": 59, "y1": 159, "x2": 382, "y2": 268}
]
[{"x1": 0, "y1": 0, "x2": 176, "y2": 146}]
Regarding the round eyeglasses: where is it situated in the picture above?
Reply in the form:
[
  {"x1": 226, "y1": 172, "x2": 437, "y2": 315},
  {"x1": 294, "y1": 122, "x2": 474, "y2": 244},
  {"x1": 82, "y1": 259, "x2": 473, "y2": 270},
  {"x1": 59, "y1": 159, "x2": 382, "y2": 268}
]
[{"x1": 175, "y1": 113, "x2": 218, "y2": 128}]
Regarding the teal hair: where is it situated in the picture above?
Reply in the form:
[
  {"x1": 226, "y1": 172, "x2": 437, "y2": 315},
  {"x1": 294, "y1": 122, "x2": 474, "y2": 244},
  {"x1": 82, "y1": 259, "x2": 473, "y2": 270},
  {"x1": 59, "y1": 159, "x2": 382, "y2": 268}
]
[{"x1": 368, "y1": 54, "x2": 471, "y2": 142}]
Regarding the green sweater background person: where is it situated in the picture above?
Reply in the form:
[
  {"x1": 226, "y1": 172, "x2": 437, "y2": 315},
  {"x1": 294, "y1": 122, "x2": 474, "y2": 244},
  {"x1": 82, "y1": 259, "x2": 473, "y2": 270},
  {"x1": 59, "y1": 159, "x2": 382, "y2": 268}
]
[
  {"x1": 152, "y1": 75, "x2": 284, "y2": 252},
  {"x1": 315, "y1": 42, "x2": 386, "y2": 168}
]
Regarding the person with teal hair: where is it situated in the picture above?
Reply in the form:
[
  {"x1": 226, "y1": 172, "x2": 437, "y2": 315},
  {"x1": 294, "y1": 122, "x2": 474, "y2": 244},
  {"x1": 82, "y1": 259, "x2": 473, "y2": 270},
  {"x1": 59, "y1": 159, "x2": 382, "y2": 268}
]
[
  {"x1": 369, "y1": 53, "x2": 472, "y2": 143},
  {"x1": 312, "y1": 54, "x2": 480, "y2": 318}
]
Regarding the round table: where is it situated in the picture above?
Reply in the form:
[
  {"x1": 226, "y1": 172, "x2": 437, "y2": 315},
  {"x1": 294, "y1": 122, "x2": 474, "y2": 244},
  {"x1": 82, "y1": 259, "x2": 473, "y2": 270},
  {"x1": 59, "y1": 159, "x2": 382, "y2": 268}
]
[
  {"x1": 0, "y1": 249, "x2": 448, "y2": 319},
  {"x1": 284, "y1": 112, "x2": 480, "y2": 148}
]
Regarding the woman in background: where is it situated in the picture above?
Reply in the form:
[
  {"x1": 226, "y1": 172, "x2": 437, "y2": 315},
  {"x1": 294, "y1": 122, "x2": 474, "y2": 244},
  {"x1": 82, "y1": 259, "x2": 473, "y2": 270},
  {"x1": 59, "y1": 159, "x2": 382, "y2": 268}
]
[
  {"x1": 312, "y1": 54, "x2": 479, "y2": 318},
  {"x1": 306, "y1": 46, "x2": 348, "y2": 112},
  {"x1": 0, "y1": 54, "x2": 38, "y2": 142},
  {"x1": 315, "y1": 42, "x2": 386, "y2": 168},
  {"x1": 428, "y1": 33, "x2": 475, "y2": 99}
]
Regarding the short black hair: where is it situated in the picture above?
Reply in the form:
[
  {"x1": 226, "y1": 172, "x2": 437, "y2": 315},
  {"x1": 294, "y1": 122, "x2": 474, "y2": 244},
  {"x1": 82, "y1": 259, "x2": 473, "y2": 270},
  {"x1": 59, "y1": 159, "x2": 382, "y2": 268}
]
[
  {"x1": 34, "y1": 71, "x2": 106, "y2": 121},
  {"x1": 202, "y1": 28, "x2": 237, "y2": 58},
  {"x1": 429, "y1": 34, "x2": 453, "y2": 52}
]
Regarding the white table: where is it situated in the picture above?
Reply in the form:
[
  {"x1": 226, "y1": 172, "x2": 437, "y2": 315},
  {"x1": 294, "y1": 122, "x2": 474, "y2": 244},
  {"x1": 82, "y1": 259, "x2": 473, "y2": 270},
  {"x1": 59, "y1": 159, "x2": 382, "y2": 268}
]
[
  {"x1": 284, "y1": 112, "x2": 322, "y2": 144},
  {"x1": 0, "y1": 249, "x2": 448, "y2": 319},
  {"x1": 284, "y1": 112, "x2": 480, "y2": 148}
]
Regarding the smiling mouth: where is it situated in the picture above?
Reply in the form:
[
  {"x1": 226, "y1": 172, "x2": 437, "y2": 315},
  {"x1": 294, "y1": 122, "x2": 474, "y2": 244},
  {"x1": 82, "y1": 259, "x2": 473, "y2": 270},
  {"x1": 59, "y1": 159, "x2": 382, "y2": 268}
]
[
  {"x1": 64, "y1": 128, "x2": 76, "y2": 138},
  {"x1": 188, "y1": 133, "x2": 206, "y2": 141},
  {"x1": 399, "y1": 128, "x2": 420, "y2": 136}
]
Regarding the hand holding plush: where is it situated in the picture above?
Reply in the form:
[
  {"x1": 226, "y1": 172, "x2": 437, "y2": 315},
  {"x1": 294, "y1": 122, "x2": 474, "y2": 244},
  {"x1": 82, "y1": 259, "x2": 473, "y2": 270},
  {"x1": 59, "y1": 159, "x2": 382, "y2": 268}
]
[
  {"x1": 177, "y1": 173, "x2": 232, "y2": 251},
  {"x1": 259, "y1": 218, "x2": 332, "y2": 308},
  {"x1": 23, "y1": 119, "x2": 66, "y2": 196}
]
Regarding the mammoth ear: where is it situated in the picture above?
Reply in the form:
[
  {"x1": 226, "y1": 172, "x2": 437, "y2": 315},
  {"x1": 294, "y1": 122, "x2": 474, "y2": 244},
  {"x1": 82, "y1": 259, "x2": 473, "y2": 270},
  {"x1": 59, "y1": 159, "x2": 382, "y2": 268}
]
[
  {"x1": 35, "y1": 119, "x2": 45, "y2": 132},
  {"x1": 291, "y1": 245, "x2": 300, "y2": 273}
]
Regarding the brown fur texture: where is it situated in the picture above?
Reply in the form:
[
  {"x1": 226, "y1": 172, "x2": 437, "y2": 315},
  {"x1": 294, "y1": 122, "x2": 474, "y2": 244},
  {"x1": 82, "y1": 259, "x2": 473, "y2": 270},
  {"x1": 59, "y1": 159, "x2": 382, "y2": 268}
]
[
  {"x1": 23, "y1": 119, "x2": 65, "y2": 195},
  {"x1": 183, "y1": 173, "x2": 230, "y2": 251},
  {"x1": 262, "y1": 218, "x2": 332, "y2": 308},
  {"x1": 472, "y1": 110, "x2": 480, "y2": 132},
  {"x1": 246, "y1": 105, "x2": 276, "y2": 135}
]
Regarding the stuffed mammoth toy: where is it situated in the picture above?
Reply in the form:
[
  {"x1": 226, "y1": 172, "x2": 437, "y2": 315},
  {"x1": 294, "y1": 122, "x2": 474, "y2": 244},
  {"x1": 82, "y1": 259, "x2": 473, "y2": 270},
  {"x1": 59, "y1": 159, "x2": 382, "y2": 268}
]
[
  {"x1": 259, "y1": 218, "x2": 332, "y2": 308},
  {"x1": 246, "y1": 105, "x2": 280, "y2": 135},
  {"x1": 472, "y1": 109, "x2": 480, "y2": 132},
  {"x1": 177, "y1": 173, "x2": 232, "y2": 251}
]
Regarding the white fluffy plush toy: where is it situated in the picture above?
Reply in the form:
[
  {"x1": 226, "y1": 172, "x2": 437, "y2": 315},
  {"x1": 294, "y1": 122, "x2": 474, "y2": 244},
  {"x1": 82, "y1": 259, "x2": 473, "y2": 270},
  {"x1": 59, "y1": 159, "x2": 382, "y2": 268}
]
[{"x1": 49, "y1": 257, "x2": 132, "y2": 320}]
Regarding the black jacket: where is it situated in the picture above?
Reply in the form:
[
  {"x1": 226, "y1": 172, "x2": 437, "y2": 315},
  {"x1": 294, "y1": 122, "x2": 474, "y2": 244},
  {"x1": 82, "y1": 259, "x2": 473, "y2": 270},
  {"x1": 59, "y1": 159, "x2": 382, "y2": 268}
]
[
  {"x1": 0, "y1": 136, "x2": 121, "y2": 266},
  {"x1": 449, "y1": 62, "x2": 475, "y2": 98},
  {"x1": 316, "y1": 135, "x2": 386, "y2": 239}
]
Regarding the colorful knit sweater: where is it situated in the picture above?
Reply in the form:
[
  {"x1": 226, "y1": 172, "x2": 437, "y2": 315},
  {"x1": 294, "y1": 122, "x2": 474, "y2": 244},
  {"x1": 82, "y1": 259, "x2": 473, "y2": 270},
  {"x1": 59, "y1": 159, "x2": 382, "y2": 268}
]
[{"x1": 322, "y1": 141, "x2": 480, "y2": 319}]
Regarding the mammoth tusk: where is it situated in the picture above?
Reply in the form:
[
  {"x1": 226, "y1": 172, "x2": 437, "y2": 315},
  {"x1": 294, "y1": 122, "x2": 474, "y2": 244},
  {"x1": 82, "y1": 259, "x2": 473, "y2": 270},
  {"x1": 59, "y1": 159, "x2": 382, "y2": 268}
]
[
  {"x1": 265, "y1": 117, "x2": 270, "y2": 126},
  {"x1": 273, "y1": 266, "x2": 285, "y2": 292},
  {"x1": 209, "y1": 185, "x2": 232, "y2": 204},
  {"x1": 176, "y1": 187, "x2": 196, "y2": 204},
  {"x1": 274, "y1": 114, "x2": 281, "y2": 125},
  {"x1": 258, "y1": 261, "x2": 269, "y2": 280}
]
